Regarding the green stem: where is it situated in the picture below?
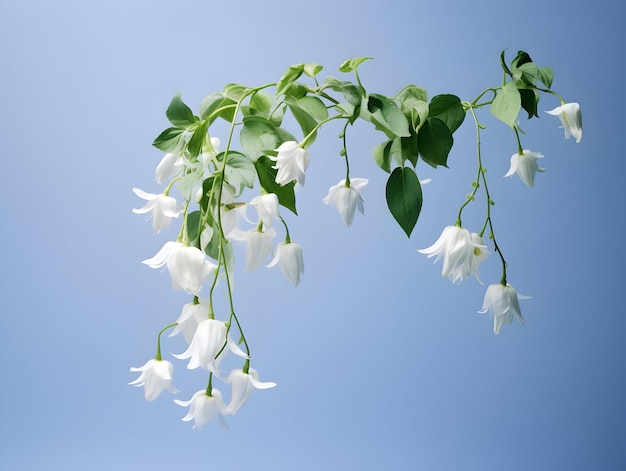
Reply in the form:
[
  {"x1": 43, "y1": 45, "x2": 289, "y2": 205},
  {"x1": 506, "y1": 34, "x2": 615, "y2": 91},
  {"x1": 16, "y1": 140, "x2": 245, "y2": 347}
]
[
  {"x1": 279, "y1": 216, "x2": 291, "y2": 244},
  {"x1": 205, "y1": 373, "x2": 213, "y2": 397},
  {"x1": 513, "y1": 127, "x2": 524, "y2": 155},
  {"x1": 155, "y1": 323, "x2": 178, "y2": 361},
  {"x1": 299, "y1": 114, "x2": 345, "y2": 149},
  {"x1": 341, "y1": 121, "x2": 351, "y2": 185}
]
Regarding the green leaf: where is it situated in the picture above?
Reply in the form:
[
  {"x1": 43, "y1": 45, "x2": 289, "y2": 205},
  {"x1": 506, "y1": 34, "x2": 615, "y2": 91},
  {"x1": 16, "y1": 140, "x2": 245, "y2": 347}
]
[
  {"x1": 428, "y1": 94, "x2": 466, "y2": 134},
  {"x1": 286, "y1": 96, "x2": 328, "y2": 144},
  {"x1": 512, "y1": 50, "x2": 533, "y2": 69},
  {"x1": 288, "y1": 103, "x2": 318, "y2": 143},
  {"x1": 240, "y1": 116, "x2": 280, "y2": 161},
  {"x1": 417, "y1": 118, "x2": 453, "y2": 168},
  {"x1": 538, "y1": 66, "x2": 554, "y2": 89},
  {"x1": 386, "y1": 167, "x2": 422, "y2": 237},
  {"x1": 367, "y1": 94, "x2": 411, "y2": 139},
  {"x1": 515, "y1": 62, "x2": 539, "y2": 87},
  {"x1": 338, "y1": 57, "x2": 372, "y2": 73},
  {"x1": 276, "y1": 63, "x2": 304, "y2": 96},
  {"x1": 199, "y1": 176, "x2": 216, "y2": 213},
  {"x1": 242, "y1": 91, "x2": 274, "y2": 118},
  {"x1": 221, "y1": 151, "x2": 256, "y2": 195},
  {"x1": 499, "y1": 49, "x2": 513, "y2": 77},
  {"x1": 490, "y1": 81, "x2": 521, "y2": 129},
  {"x1": 520, "y1": 88, "x2": 539, "y2": 119},
  {"x1": 255, "y1": 156, "x2": 297, "y2": 214},
  {"x1": 222, "y1": 83, "x2": 248, "y2": 102},
  {"x1": 303, "y1": 63, "x2": 323, "y2": 78},
  {"x1": 187, "y1": 120, "x2": 209, "y2": 159},
  {"x1": 400, "y1": 96, "x2": 429, "y2": 131},
  {"x1": 186, "y1": 210, "x2": 201, "y2": 246},
  {"x1": 152, "y1": 127, "x2": 185, "y2": 152},
  {"x1": 199, "y1": 92, "x2": 226, "y2": 121},
  {"x1": 295, "y1": 96, "x2": 328, "y2": 121},
  {"x1": 398, "y1": 84, "x2": 428, "y2": 103},
  {"x1": 372, "y1": 140, "x2": 393, "y2": 173},
  {"x1": 324, "y1": 77, "x2": 362, "y2": 106},
  {"x1": 166, "y1": 93, "x2": 196, "y2": 127}
]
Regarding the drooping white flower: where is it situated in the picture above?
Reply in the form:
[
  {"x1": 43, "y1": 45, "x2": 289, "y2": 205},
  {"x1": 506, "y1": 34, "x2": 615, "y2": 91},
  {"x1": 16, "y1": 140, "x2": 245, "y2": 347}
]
[
  {"x1": 132, "y1": 188, "x2": 180, "y2": 233},
  {"x1": 267, "y1": 241, "x2": 304, "y2": 287},
  {"x1": 418, "y1": 225, "x2": 489, "y2": 283},
  {"x1": 504, "y1": 150, "x2": 546, "y2": 187},
  {"x1": 142, "y1": 242, "x2": 216, "y2": 295},
  {"x1": 169, "y1": 298, "x2": 210, "y2": 345},
  {"x1": 249, "y1": 193, "x2": 280, "y2": 228},
  {"x1": 478, "y1": 283, "x2": 530, "y2": 334},
  {"x1": 546, "y1": 102, "x2": 583, "y2": 143},
  {"x1": 173, "y1": 319, "x2": 247, "y2": 374},
  {"x1": 322, "y1": 177, "x2": 369, "y2": 227},
  {"x1": 174, "y1": 388, "x2": 230, "y2": 429},
  {"x1": 129, "y1": 359, "x2": 177, "y2": 402},
  {"x1": 270, "y1": 141, "x2": 310, "y2": 186},
  {"x1": 229, "y1": 227, "x2": 276, "y2": 272},
  {"x1": 224, "y1": 368, "x2": 277, "y2": 415},
  {"x1": 155, "y1": 152, "x2": 184, "y2": 184}
]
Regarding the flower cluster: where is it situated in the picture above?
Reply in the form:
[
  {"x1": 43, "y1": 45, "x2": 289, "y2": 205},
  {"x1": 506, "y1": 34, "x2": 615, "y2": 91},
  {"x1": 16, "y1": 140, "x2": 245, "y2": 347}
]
[{"x1": 131, "y1": 52, "x2": 582, "y2": 428}]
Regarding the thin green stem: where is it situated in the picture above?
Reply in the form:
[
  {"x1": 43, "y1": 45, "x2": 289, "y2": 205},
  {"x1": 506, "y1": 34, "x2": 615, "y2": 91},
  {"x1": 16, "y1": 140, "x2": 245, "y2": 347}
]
[
  {"x1": 341, "y1": 121, "x2": 351, "y2": 185},
  {"x1": 205, "y1": 373, "x2": 213, "y2": 397},
  {"x1": 155, "y1": 323, "x2": 178, "y2": 361},
  {"x1": 513, "y1": 127, "x2": 524, "y2": 155},
  {"x1": 299, "y1": 114, "x2": 345, "y2": 149}
]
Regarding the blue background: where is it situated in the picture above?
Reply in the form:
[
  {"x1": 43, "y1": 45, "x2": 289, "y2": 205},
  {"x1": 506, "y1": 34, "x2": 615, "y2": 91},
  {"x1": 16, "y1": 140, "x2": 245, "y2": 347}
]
[{"x1": 1, "y1": 0, "x2": 624, "y2": 469}]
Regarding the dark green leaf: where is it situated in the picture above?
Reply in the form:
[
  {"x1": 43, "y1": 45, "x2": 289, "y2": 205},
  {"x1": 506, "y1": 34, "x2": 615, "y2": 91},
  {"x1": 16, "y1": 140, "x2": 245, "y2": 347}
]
[
  {"x1": 255, "y1": 156, "x2": 297, "y2": 214},
  {"x1": 186, "y1": 210, "x2": 201, "y2": 246},
  {"x1": 166, "y1": 93, "x2": 196, "y2": 127},
  {"x1": 520, "y1": 88, "x2": 539, "y2": 119},
  {"x1": 152, "y1": 127, "x2": 185, "y2": 152},
  {"x1": 500, "y1": 49, "x2": 512, "y2": 77},
  {"x1": 187, "y1": 120, "x2": 210, "y2": 159},
  {"x1": 417, "y1": 118, "x2": 453, "y2": 168},
  {"x1": 428, "y1": 94, "x2": 466, "y2": 133},
  {"x1": 386, "y1": 167, "x2": 422, "y2": 237}
]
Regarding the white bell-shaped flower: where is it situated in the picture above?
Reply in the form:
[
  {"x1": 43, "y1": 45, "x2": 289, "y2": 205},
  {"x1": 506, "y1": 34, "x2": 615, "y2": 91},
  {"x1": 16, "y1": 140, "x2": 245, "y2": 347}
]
[
  {"x1": 270, "y1": 141, "x2": 310, "y2": 186},
  {"x1": 132, "y1": 188, "x2": 180, "y2": 233},
  {"x1": 504, "y1": 150, "x2": 546, "y2": 187},
  {"x1": 322, "y1": 177, "x2": 369, "y2": 227},
  {"x1": 129, "y1": 359, "x2": 177, "y2": 402},
  {"x1": 173, "y1": 319, "x2": 247, "y2": 374},
  {"x1": 546, "y1": 102, "x2": 582, "y2": 143},
  {"x1": 418, "y1": 225, "x2": 488, "y2": 283},
  {"x1": 142, "y1": 242, "x2": 216, "y2": 295},
  {"x1": 224, "y1": 367, "x2": 276, "y2": 415},
  {"x1": 267, "y1": 241, "x2": 304, "y2": 287},
  {"x1": 174, "y1": 388, "x2": 230, "y2": 429},
  {"x1": 169, "y1": 298, "x2": 210, "y2": 345},
  {"x1": 478, "y1": 283, "x2": 530, "y2": 334}
]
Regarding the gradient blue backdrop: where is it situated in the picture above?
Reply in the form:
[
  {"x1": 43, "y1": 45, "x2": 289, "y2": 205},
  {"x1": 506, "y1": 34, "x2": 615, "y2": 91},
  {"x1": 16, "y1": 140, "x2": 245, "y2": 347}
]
[{"x1": 1, "y1": 0, "x2": 624, "y2": 469}]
